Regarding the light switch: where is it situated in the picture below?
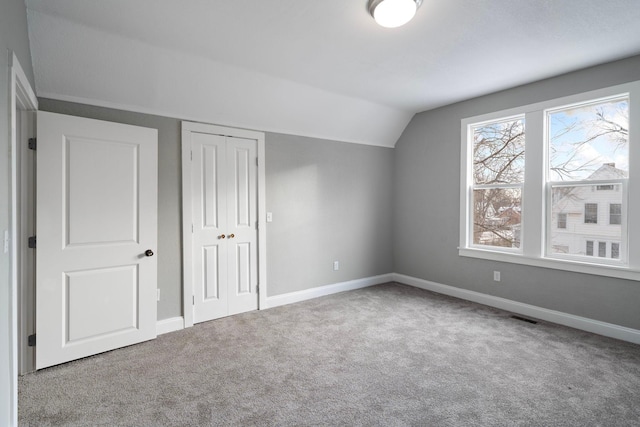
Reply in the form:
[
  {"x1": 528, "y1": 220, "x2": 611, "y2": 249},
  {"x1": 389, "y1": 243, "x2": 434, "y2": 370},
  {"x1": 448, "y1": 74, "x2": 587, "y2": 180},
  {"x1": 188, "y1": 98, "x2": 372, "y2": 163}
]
[{"x1": 266, "y1": 212, "x2": 273, "y2": 222}]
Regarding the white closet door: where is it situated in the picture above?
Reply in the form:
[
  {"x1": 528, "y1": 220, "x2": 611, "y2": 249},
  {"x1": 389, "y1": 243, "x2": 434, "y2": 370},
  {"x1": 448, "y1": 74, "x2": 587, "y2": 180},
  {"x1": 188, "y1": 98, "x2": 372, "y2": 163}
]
[
  {"x1": 191, "y1": 132, "x2": 258, "y2": 323},
  {"x1": 36, "y1": 111, "x2": 158, "y2": 369}
]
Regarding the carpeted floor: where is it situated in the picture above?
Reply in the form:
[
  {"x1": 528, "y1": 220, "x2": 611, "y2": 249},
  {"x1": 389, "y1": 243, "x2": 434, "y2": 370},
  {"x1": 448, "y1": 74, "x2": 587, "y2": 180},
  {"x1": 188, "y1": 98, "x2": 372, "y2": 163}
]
[{"x1": 19, "y1": 282, "x2": 640, "y2": 426}]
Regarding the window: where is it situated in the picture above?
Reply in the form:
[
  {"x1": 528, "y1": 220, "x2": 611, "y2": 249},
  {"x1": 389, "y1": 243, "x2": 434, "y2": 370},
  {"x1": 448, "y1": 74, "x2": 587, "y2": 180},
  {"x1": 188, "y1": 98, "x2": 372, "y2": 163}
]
[
  {"x1": 557, "y1": 213, "x2": 567, "y2": 229},
  {"x1": 470, "y1": 117, "x2": 524, "y2": 249},
  {"x1": 612, "y1": 243, "x2": 620, "y2": 259},
  {"x1": 460, "y1": 81, "x2": 639, "y2": 280},
  {"x1": 610, "y1": 203, "x2": 622, "y2": 225},
  {"x1": 586, "y1": 240, "x2": 594, "y2": 256},
  {"x1": 584, "y1": 203, "x2": 598, "y2": 224},
  {"x1": 598, "y1": 242, "x2": 607, "y2": 257},
  {"x1": 596, "y1": 184, "x2": 614, "y2": 191}
]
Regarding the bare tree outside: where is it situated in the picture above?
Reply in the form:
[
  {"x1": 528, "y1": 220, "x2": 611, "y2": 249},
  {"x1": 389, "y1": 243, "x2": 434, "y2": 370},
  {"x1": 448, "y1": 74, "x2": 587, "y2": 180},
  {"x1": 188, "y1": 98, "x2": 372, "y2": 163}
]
[
  {"x1": 549, "y1": 98, "x2": 629, "y2": 181},
  {"x1": 472, "y1": 119, "x2": 524, "y2": 248}
]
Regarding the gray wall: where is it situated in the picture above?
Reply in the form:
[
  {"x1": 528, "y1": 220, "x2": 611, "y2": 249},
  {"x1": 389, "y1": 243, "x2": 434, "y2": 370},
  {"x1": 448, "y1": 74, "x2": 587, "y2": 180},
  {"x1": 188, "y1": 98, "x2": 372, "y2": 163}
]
[
  {"x1": 37, "y1": 100, "x2": 396, "y2": 313},
  {"x1": 266, "y1": 133, "x2": 394, "y2": 296},
  {"x1": 0, "y1": 0, "x2": 36, "y2": 423},
  {"x1": 393, "y1": 55, "x2": 640, "y2": 330}
]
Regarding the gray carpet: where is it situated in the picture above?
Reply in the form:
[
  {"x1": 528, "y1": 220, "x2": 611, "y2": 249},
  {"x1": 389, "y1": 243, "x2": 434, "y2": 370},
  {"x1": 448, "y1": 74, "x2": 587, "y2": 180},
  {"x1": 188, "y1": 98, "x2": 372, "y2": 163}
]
[{"x1": 19, "y1": 282, "x2": 640, "y2": 426}]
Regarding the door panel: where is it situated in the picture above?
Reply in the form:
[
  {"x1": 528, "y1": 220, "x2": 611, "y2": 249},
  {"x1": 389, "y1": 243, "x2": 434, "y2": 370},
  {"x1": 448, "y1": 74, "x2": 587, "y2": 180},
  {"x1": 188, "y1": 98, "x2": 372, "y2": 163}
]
[
  {"x1": 36, "y1": 111, "x2": 157, "y2": 369},
  {"x1": 65, "y1": 137, "x2": 138, "y2": 245}
]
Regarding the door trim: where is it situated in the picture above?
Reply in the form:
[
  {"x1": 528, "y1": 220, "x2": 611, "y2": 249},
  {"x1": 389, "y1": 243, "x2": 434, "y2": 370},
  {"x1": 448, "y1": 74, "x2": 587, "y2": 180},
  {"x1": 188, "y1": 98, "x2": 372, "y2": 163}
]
[
  {"x1": 181, "y1": 122, "x2": 267, "y2": 328},
  {"x1": 9, "y1": 52, "x2": 38, "y2": 426}
]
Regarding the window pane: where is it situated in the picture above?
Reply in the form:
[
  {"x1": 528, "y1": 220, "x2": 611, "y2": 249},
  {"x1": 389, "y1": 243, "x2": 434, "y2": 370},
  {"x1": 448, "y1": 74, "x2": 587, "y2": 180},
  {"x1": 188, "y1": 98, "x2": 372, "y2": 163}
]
[
  {"x1": 550, "y1": 184, "x2": 623, "y2": 257},
  {"x1": 598, "y1": 242, "x2": 607, "y2": 257},
  {"x1": 548, "y1": 98, "x2": 629, "y2": 182},
  {"x1": 611, "y1": 243, "x2": 620, "y2": 259},
  {"x1": 473, "y1": 118, "x2": 525, "y2": 184},
  {"x1": 557, "y1": 213, "x2": 567, "y2": 229},
  {"x1": 610, "y1": 203, "x2": 622, "y2": 225},
  {"x1": 584, "y1": 203, "x2": 598, "y2": 224},
  {"x1": 473, "y1": 188, "x2": 521, "y2": 248}
]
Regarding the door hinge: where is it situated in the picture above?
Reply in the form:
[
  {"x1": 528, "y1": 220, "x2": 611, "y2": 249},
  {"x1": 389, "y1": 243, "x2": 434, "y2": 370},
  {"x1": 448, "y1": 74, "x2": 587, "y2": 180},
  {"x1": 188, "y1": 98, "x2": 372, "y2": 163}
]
[
  {"x1": 256, "y1": 157, "x2": 258, "y2": 166},
  {"x1": 28, "y1": 138, "x2": 37, "y2": 150},
  {"x1": 28, "y1": 236, "x2": 36, "y2": 249},
  {"x1": 28, "y1": 334, "x2": 36, "y2": 347},
  {"x1": 192, "y1": 295, "x2": 195, "y2": 305},
  {"x1": 190, "y1": 150, "x2": 193, "y2": 161},
  {"x1": 191, "y1": 224, "x2": 194, "y2": 233}
]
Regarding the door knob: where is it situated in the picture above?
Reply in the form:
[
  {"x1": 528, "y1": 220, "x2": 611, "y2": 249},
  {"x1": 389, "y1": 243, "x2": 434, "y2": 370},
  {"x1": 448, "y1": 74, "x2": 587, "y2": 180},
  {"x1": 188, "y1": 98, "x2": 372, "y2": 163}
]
[
  {"x1": 218, "y1": 234, "x2": 226, "y2": 239},
  {"x1": 145, "y1": 249, "x2": 154, "y2": 257},
  {"x1": 228, "y1": 234, "x2": 235, "y2": 238}
]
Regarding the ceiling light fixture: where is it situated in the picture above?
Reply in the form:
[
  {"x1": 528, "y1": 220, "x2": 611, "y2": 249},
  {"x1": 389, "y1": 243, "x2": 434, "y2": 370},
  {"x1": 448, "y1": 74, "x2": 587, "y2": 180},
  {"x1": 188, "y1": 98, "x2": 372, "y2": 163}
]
[{"x1": 368, "y1": 0, "x2": 422, "y2": 28}]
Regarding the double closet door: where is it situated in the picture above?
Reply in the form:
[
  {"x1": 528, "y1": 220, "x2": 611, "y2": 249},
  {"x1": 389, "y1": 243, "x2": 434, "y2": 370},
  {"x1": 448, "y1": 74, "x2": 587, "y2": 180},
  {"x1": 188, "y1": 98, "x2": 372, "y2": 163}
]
[{"x1": 190, "y1": 131, "x2": 258, "y2": 323}]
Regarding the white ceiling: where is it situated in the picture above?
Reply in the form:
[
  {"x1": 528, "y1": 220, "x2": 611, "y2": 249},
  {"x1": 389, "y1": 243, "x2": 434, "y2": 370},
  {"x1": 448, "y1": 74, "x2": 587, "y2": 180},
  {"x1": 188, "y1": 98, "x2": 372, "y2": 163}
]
[{"x1": 25, "y1": 0, "x2": 640, "y2": 147}]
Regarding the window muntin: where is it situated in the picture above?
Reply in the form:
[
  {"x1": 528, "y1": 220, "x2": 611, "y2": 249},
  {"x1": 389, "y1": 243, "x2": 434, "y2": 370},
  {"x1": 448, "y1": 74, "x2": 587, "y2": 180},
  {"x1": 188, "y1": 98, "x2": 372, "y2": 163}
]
[{"x1": 470, "y1": 117, "x2": 524, "y2": 250}]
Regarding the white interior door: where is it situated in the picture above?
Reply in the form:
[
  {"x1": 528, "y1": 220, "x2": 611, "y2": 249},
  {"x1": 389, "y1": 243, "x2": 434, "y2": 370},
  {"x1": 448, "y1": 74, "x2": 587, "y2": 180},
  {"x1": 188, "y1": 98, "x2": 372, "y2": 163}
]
[
  {"x1": 36, "y1": 111, "x2": 158, "y2": 369},
  {"x1": 191, "y1": 132, "x2": 258, "y2": 323}
]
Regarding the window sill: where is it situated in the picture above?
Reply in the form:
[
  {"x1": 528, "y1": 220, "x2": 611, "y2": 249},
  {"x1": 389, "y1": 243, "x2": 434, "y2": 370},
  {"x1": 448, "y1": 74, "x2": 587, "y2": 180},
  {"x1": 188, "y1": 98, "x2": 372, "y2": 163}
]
[{"x1": 458, "y1": 247, "x2": 640, "y2": 281}]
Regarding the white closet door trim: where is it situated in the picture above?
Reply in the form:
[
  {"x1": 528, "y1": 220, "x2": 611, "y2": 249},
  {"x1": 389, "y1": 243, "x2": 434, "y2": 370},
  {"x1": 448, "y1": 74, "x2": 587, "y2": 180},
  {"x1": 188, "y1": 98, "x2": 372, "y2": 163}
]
[{"x1": 181, "y1": 122, "x2": 266, "y2": 328}]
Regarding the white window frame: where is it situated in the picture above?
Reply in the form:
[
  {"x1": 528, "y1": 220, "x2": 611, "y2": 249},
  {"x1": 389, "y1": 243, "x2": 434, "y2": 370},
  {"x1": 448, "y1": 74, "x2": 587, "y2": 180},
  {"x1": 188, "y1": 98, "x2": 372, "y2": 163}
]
[{"x1": 460, "y1": 81, "x2": 640, "y2": 281}]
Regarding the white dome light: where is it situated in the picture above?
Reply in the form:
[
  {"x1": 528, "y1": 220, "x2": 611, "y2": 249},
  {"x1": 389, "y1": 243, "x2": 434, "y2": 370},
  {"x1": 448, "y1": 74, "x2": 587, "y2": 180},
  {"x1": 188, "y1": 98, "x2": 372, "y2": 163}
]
[{"x1": 368, "y1": 0, "x2": 422, "y2": 28}]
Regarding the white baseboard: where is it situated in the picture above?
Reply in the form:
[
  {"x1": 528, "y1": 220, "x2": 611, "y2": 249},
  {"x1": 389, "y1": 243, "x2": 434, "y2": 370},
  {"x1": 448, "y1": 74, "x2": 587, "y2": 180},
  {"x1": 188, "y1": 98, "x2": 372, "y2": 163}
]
[
  {"x1": 265, "y1": 273, "x2": 394, "y2": 309},
  {"x1": 156, "y1": 316, "x2": 184, "y2": 336},
  {"x1": 393, "y1": 273, "x2": 640, "y2": 345}
]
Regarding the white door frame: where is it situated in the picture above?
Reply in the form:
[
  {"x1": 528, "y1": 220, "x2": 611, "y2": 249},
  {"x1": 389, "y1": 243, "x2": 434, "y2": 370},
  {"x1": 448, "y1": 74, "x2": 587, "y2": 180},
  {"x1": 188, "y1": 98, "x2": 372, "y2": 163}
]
[
  {"x1": 9, "y1": 52, "x2": 38, "y2": 427},
  {"x1": 181, "y1": 121, "x2": 267, "y2": 328}
]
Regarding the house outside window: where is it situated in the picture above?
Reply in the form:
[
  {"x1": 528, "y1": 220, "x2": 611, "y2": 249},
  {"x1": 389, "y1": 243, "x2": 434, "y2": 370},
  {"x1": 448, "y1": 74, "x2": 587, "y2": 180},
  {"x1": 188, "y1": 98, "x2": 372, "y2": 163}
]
[{"x1": 460, "y1": 81, "x2": 639, "y2": 280}]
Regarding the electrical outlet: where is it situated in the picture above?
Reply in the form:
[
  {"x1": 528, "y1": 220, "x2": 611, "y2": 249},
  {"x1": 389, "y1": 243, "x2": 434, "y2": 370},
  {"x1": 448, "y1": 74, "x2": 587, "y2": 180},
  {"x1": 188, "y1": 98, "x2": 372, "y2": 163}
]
[
  {"x1": 493, "y1": 271, "x2": 501, "y2": 282},
  {"x1": 333, "y1": 261, "x2": 339, "y2": 271}
]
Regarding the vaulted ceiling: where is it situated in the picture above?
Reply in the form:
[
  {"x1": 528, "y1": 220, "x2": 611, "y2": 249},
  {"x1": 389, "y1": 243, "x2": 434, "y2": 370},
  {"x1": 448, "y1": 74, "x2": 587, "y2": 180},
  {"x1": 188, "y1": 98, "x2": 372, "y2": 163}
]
[{"x1": 26, "y1": 0, "x2": 640, "y2": 147}]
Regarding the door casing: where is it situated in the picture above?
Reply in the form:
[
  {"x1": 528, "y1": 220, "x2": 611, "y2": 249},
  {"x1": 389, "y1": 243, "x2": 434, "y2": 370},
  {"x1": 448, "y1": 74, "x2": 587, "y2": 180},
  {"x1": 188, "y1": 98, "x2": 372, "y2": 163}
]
[{"x1": 181, "y1": 121, "x2": 267, "y2": 327}]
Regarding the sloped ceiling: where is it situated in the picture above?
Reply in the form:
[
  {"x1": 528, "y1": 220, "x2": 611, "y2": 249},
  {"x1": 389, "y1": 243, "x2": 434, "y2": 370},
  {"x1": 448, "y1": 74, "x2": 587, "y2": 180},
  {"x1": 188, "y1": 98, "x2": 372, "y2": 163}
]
[{"x1": 26, "y1": 0, "x2": 640, "y2": 147}]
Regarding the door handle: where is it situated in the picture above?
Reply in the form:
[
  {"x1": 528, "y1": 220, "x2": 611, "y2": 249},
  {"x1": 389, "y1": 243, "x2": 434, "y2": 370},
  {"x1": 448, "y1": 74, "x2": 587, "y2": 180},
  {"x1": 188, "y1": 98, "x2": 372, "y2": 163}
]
[
  {"x1": 145, "y1": 249, "x2": 154, "y2": 257},
  {"x1": 218, "y1": 234, "x2": 226, "y2": 239},
  {"x1": 228, "y1": 234, "x2": 235, "y2": 239}
]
